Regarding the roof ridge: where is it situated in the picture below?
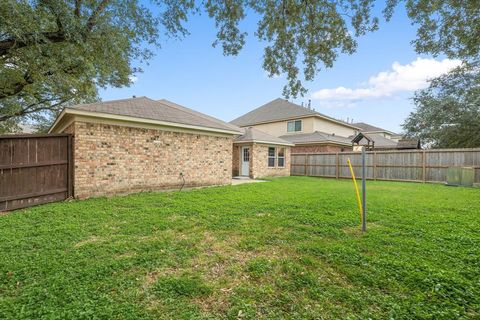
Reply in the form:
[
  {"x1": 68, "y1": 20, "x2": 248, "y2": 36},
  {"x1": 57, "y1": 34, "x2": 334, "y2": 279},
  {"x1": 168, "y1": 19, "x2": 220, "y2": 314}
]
[{"x1": 68, "y1": 96, "x2": 150, "y2": 110}]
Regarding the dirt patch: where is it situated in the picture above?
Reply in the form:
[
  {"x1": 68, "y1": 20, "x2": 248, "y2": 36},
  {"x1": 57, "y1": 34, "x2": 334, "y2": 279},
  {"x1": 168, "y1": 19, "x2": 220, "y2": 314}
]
[
  {"x1": 115, "y1": 252, "x2": 136, "y2": 259},
  {"x1": 141, "y1": 231, "x2": 295, "y2": 315},
  {"x1": 74, "y1": 236, "x2": 105, "y2": 247}
]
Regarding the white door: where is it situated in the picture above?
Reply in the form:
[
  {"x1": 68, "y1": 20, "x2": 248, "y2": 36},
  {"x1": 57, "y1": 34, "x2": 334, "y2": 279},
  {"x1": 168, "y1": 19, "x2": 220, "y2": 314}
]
[{"x1": 241, "y1": 146, "x2": 250, "y2": 176}]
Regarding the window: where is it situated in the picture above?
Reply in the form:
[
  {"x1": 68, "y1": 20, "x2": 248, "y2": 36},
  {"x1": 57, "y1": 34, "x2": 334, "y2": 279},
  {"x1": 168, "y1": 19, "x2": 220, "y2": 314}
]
[
  {"x1": 268, "y1": 147, "x2": 276, "y2": 167},
  {"x1": 243, "y1": 147, "x2": 250, "y2": 162},
  {"x1": 277, "y1": 148, "x2": 285, "y2": 167},
  {"x1": 287, "y1": 120, "x2": 302, "y2": 132}
]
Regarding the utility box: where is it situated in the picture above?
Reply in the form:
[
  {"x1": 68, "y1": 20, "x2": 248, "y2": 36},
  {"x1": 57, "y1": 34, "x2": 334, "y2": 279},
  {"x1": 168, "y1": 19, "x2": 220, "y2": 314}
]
[{"x1": 446, "y1": 167, "x2": 474, "y2": 187}]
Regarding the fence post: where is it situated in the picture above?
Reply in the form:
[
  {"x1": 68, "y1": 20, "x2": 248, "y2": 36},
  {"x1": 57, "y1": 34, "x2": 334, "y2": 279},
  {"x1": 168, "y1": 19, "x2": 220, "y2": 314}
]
[
  {"x1": 67, "y1": 134, "x2": 74, "y2": 198},
  {"x1": 422, "y1": 150, "x2": 426, "y2": 183},
  {"x1": 336, "y1": 153, "x2": 339, "y2": 179},
  {"x1": 304, "y1": 154, "x2": 308, "y2": 176},
  {"x1": 373, "y1": 151, "x2": 377, "y2": 181},
  {"x1": 361, "y1": 147, "x2": 367, "y2": 232}
]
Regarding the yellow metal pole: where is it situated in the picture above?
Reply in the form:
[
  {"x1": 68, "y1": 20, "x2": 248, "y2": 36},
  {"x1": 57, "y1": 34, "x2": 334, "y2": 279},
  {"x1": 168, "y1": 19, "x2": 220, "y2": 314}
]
[{"x1": 347, "y1": 158, "x2": 363, "y2": 224}]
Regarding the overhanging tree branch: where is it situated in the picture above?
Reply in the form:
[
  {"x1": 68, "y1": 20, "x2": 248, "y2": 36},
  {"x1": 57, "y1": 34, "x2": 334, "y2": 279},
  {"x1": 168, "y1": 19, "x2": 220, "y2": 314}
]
[
  {"x1": 0, "y1": 31, "x2": 66, "y2": 56},
  {"x1": 86, "y1": 0, "x2": 110, "y2": 32},
  {"x1": 0, "y1": 99, "x2": 70, "y2": 122}
]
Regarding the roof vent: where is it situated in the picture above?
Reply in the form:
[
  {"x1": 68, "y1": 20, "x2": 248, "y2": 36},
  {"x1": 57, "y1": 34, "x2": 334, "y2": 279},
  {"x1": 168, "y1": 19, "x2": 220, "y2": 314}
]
[{"x1": 132, "y1": 95, "x2": 136, "y2": 98}]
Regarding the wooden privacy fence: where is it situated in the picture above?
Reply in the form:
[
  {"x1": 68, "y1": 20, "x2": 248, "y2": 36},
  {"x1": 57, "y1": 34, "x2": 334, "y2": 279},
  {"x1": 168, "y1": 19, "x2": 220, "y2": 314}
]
[
  {"x1": 0, "y1": 134, "x2": 73, "y2": 211},
  {"x1": 291, "y1": 149, "x2": 480, "y2": 184}
]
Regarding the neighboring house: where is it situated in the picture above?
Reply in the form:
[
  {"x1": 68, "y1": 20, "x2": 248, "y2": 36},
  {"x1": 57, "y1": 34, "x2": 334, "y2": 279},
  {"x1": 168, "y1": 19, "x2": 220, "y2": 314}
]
[
  {"x1": 19, "y1": 123, "x2": 36, "y2": 133},
  {"x1": 352, "y1": 122, "x2": 402, "y2": 141},
  {"x1": 48, "y1": 97, "x2": 292, "y2": 199},
  {"x1": 230, "y1": 98, "x2": 360, "y2": 153},
  {"x1": 351, "y1": 123, "x2": 420, "y2": 151}
]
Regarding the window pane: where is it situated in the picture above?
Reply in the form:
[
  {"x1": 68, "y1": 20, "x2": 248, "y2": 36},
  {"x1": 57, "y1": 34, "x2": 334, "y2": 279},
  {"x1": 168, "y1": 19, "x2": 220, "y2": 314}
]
[
  {"x1": 268, "y1": 147, "x2": 275, "y2": 157},
  {"x1": 287, "y1": 121, "x2": 295, "y2": 132},
  {"x1": 278, "y1": 157, "x2": 285, "y2": 167},
  {"x1": 268, "y1": 158, "x2": 275, "y2": 167},
  {"x1": 295, "y1": 120, "x2": 302, "y2": 131},
  {"x1": 278, "y1": 148, "x2": 285, "y2": 157},
  {"x1": 243, "y1": 148, "x2": 249, "y2": 161}
]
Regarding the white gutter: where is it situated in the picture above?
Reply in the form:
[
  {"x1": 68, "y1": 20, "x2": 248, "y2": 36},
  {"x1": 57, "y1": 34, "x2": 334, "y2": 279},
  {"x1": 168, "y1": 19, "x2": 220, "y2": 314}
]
[{"x1": 233, "y1": 139, "x2": 295, "y2": 146}]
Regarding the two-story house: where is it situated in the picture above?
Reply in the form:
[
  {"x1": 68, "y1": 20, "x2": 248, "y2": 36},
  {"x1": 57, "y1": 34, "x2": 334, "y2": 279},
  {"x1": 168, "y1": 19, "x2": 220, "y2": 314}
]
[{"x1": 231, "y1": 98, "x2": 360, "y2": 153}]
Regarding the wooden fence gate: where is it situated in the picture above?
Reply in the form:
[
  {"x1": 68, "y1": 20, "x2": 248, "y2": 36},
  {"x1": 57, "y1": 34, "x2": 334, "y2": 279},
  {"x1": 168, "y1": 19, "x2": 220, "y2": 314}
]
[{"x1": 0, "y1": 134, "x2": 73, "y2": 211}]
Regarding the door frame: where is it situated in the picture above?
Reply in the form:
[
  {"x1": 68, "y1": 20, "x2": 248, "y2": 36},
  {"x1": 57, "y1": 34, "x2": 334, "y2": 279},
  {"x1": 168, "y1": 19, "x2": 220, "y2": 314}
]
[{"x1": 240, "y1": 146, "x2": 250, "y2": 176}]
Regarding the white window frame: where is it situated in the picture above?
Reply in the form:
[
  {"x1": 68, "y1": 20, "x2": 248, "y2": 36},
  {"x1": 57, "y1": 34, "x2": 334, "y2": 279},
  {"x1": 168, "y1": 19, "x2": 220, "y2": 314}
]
[
  {"x1": 268, "y1": 147, "x2": 276, "y2": 167},
  {"x1": 277, "y1": 147, "x2": 285, "y2": 168},
  {"x1": 287, "y1": 120, "x2": 302, "y2": 132}
]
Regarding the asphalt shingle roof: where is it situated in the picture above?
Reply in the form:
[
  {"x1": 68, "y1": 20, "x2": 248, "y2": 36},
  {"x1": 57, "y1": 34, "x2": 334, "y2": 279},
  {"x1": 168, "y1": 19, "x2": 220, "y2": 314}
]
[
  {"x1": 68, "y1": 97, "x2": 241, "y2": 133},
  {"x1": 279, "y1": 131, "x2": 352, "y2": 145},
  {"x1": 230, "y1": 98, "x2": 357, "y2": 128},
  {"x1": 352, "y1": 132, "x2": 398, "y2": 148},
  {"x1": 353, "y1": 122, "x2": 397, "y2": 134},
  {"x1": 234, "y1": 127, "x2": 294, "y2": 145}
]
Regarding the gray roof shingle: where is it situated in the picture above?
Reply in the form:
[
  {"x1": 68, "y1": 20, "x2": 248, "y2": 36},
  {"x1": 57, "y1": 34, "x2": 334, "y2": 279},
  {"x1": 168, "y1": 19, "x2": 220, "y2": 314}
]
[
  {"x1": 279, "y1": 131, "x2": 352, "y2": 145},
  {"x1": 353, "y1": 122, "x2": 397, "y2": 134},
  {"x1": 234, "y1": 127, "x2": 294, "y2": 145},
  {"x1": 352, "y1": 132, "x2": 398, "y2": 148},
  {"x1": 68, "y1": 97, "x2": 241, "y2": 133},
  {"x1": 231, "y1": 98, "x2": 357, "y2": 128}
]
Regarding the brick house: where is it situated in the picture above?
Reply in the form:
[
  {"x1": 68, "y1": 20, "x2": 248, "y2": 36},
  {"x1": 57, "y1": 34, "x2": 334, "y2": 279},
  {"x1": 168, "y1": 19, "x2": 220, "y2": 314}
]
[
  {"x1": 232, "y1": 127, "x2": 293, "y2": 179},
  {"x1": 49, "y1": 97, "x2": 292, "y2": 199}
]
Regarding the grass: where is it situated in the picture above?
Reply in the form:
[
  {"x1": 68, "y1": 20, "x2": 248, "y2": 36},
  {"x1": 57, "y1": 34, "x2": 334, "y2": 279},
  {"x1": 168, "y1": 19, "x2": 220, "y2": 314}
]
[{"x1": 1, "y1": 176, "x2": 479, "y2": 319}]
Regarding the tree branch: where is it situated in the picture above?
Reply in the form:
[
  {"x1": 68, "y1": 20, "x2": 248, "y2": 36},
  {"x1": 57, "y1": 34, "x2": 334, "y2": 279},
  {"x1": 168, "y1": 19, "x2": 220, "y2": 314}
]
[
  {"x1": 74, "y1": 0, "x2": 82, "y2": 17},
  {"x1": 0, "y1": 31, "x2": 66, "y2": 56},
  {"x1": 0, "y1": 72, "x2": 34, "y2": 99},
  {"x1": 86, "y1": 0, "x2": 109, "y2": 32},
  {"x1": 0, "y1": 99, "x2": 69, "y2": 122}
]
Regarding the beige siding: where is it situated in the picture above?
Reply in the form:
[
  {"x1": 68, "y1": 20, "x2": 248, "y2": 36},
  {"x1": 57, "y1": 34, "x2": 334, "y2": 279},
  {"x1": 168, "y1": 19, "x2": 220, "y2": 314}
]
[
  {"x1": 247, "y1": 116, "x2": 356, "y2": 138},
  {"x1": 65, "y1": 121, "x2": 233, "y2": 199},
  {"x1": 312, "y1": 118, "x2": 357, "y2": 137},
  {"x1": 248, "y1": 117, "x2": 315, "y2": 136}
]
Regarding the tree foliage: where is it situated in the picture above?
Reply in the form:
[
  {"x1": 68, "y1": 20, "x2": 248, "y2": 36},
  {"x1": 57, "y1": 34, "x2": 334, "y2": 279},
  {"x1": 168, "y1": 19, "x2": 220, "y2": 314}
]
[
  {"x1": 1, "y1": 0, "x2": 479, "y2": 132},
  {"x1": 0, "y1": 0, "x2": 160, "y2": 132},
  {"x1": 403, "y1": 62, "x2": 480, "y2": 148}
]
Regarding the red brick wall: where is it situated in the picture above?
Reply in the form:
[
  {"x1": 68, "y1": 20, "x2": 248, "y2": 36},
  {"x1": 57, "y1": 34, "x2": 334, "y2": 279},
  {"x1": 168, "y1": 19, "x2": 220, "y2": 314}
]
[
  {"x1": 232, "y1": 145, "x2": 240, "y2": 176},
  {"x1": 292, "y1": 144, "x2": 352, "y2": 153},
  {"x1": 65, "y1": 121, "x2": 233, "y2": 199},
  {"x1": 251, "y1": 144, "x2": 290, "y2": 179}
]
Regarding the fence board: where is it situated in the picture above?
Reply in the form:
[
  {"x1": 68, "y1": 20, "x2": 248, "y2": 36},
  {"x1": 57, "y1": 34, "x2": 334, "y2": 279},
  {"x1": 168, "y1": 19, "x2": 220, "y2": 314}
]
[
  {"x1": 291, "y1": 149, "x2": 480, "y2": 185},
  {"x1": 0, "y1": 134, "x2": 73, "y2": 211}
]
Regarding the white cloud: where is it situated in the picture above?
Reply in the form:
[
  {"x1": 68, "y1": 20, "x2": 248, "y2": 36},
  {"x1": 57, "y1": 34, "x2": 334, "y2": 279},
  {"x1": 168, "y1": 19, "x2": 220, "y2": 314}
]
[{"x1": 311, "y1": 58, "x2": 462, "y2": 104}]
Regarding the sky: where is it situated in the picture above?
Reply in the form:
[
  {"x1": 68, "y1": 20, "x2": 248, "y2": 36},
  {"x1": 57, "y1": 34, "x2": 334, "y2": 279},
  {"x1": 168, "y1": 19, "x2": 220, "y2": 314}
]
[{"x1": 99, "y1": 3, "x2": 460, "y2": 134}]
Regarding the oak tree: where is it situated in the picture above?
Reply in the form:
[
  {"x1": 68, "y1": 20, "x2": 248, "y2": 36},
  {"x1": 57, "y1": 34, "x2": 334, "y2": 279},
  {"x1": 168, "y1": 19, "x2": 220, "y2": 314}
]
[{"x1": 1, "y1": 0, "x2": 479, "y2": 132}]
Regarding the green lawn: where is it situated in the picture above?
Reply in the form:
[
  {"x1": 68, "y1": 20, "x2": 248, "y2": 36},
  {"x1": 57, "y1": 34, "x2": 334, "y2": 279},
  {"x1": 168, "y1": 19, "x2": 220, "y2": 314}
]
[{"x1": 1, "y1": 177, "x2": 479, "y2": 319}]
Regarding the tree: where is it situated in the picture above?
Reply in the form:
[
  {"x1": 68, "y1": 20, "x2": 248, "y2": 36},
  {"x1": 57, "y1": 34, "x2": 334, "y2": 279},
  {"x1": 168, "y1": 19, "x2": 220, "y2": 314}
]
[
  {"x1": 1, "y1": 0, "x2": 479, "y2": 132},
  {"x1": 403, "y1": 62, "x2": 480, "y2": 148}
]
